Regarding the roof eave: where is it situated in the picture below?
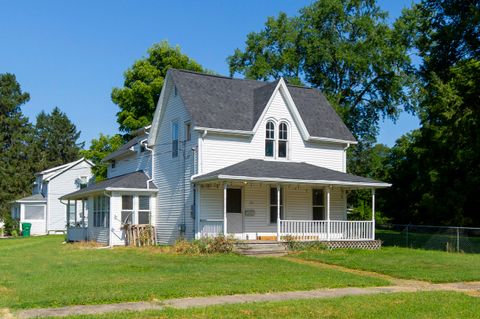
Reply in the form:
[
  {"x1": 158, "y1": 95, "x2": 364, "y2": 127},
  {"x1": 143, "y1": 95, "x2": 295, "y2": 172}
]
[
  {"x1": 192, "y1": 174, "x2": 391, "y2": 188},
  {"x1": 308, "y1": 136, "x2": 358, "y2": 145}
]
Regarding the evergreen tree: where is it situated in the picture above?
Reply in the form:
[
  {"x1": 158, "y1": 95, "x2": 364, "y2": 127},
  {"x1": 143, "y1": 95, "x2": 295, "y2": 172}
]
[
  {"x1": 34, "y1": 107, "x2": 84, "y2": 170},
  {"x1": 0, "y1": 73, "x2": 35, "y2": 219}
]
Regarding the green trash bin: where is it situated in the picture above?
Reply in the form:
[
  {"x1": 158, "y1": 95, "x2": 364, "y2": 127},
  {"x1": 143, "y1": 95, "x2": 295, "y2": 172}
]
[{"x1": 22, "y1": 223, "x2": 31, "y2": 237}]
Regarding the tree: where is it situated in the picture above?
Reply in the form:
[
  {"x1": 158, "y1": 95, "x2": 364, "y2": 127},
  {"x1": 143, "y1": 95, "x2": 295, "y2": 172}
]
[
  {"x1": 112, "y1": 41, "x2": 203, "y2": 135},
  {"x1": 0, "y1": 73, "x2": 35, "y2": 219},
  {"x1": 80, "y1": 134, "x2": 124, "y2": 181},
  {"x1": 380, "y1": 0, "x2": 480, "y2": 226},
  {"x1": 228, "y1": 0, "x2": 418, "y2": 147},
  {"x1": 34, "y1": 107, "x2": 84, "y2": 171}
]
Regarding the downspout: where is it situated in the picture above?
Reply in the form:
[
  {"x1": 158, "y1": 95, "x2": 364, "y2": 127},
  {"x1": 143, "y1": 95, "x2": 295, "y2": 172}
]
[
  {"x1": 141, "y1": 137, "x2": 154, "y2": 189},
  {"x1": 343, "y1": 143, "x2": 350, "y2": 173}
]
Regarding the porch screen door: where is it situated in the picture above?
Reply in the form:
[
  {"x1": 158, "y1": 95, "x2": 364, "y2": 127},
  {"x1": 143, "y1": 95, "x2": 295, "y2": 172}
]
[{"x1": 226, "y1": 189, "x2": 243, "y2": 234}]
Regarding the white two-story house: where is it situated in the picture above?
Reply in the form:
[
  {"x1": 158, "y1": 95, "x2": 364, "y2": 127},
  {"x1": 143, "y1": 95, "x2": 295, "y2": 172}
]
[
  {"x1": 11, "y1": 158, "x2": 94, "y2": 235},
  {"x1": 63, "y1": 69, "x2": 389, "y2": 246}
]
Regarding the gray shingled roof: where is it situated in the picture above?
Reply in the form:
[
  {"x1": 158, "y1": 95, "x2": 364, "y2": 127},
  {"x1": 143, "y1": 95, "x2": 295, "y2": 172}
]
[
  {"x1": 15, "y1": 194, "x2": 46, "y2": 202},
  {"x1": 193, "y1": 159, "x2": 389, "y2": 187},
  {"x1": 103, "y1": 135, "x2": 142, "y2": 162},
  {"x1": 170, "y1": 69, "x2": 356, "y2": 142},
  {"x1": 62, "y1": 171, "x2": 157, "y2": 199}
]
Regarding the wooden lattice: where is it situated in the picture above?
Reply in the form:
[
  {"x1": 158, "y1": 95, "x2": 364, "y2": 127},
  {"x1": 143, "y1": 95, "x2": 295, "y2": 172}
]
[{"x1": 322, "y1": 240, "x2": 382, "y2": 250}]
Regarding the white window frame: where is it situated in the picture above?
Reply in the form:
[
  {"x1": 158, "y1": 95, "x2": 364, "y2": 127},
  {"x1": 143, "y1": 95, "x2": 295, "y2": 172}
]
[
  {"x1": 121, "y1": 195, "x2": 134, "y2": 225},
  {"x1": 137, "y1": 195, "x2": 151, "y2": 225},
  {"x1": 265, "y1": 121, "x2": 276, "y2": 158},
  {"x1": 312, "y1": 189, "x2": 326, "y2": 220},
  {"x1": 184, "y1": 121, "x2": 191, "y2": 142},
  {"x1": 269, "y1": 187, "x2": 284, "y2": 224},
  {"x1": 93, "y1": 196, "x2": 109, "y2": 228},
  {"x1": 172, "y1": 120, "x2": 179, "y2": 158},
  {"x1": 278, "y1": 121, "x2": 289, "y2": 159}
]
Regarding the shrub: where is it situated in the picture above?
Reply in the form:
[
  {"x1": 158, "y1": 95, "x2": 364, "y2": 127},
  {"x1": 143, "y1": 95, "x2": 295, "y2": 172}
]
[
  {"x1": 171, "y1": 236, "x2": 237, "y2": 255},
  {"x1": 172, "y1": 239, "x2": 201, "y2": 255},
  {"x1": 196, "y1": 235, "x2": 236, "y2": 254},
  {"x1": 3, "y1": 214, "x2": 19, "y2": 236},
  {"x1": 283, "y1": 236, "x2": 328, "y2": 252}
]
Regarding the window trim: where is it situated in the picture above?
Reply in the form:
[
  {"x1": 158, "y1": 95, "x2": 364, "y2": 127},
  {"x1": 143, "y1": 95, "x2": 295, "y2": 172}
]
[
  {"x1": 278, "y1": 121, "x2": 289, "y2": 159},
  {"x1": 93, "y1": 196, "x2": 109, "y2": 228},
  {"x1": 184, "y1": 121, "x2": 191, "y2": 142},
  {"x1": 171, "y1": 120, "x2": 179, "y2": 158},
  {"x1": 265, "y1": 121, "x2": 276, "y2": 158},
  {"x1": 137, "y1": 195, "x2": 151, "y2": 225},
  {"x1": 269, "y1": 187, "x2": 284, "y2": 224},
  {"x1": 312, "y1": 188, "x2": 326, "y2": 220},
  {"x1": 121, "y1": 195, "x2": 134, "y2": 225}
]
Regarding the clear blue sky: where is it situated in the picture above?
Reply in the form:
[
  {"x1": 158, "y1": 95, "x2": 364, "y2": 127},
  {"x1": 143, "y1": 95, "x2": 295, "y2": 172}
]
[{"x1": 0, "y1": 0, "x2": 419, "y2": 147}]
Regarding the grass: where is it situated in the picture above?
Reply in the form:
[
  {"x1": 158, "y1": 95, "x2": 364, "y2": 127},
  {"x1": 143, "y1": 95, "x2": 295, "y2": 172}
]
[
  {"x1": 48, "y1": 292, "x2": 480, "y2": 319},
  {"x1": 0, "y1": 236, "x2": 387, "y2": 309},
  {"x1": 295, "y1": 246, "x2": 480, "y2": 282}
]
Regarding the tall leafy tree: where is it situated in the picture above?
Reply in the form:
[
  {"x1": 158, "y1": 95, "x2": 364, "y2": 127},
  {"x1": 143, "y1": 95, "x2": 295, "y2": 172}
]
[
  {"x1": 80, "y1": 134, "x2": 124, "y2": 181},
  {"x1": 34, "y1": 107, "x2": 84, "y2": 170},
  {"x1": 112, "y1": 41, "x2": 203, "y2": 135},
  {"x1": 228, "y1": 0, "x2": 418, "y2": 147},
  {"x1": 0, "y1": 74, "x2": 35, "y2": 219},
  {"x1": 382, "y1": 0, "x2": 480, "y2": 226}
]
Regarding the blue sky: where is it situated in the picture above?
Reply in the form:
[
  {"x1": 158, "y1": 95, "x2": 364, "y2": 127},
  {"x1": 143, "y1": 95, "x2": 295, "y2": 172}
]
[{"x1": 0, "y1": 0, "x2": 419, "y2": 147}]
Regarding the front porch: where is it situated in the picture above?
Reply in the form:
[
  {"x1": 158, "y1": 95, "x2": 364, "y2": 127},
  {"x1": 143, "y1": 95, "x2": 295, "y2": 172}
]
[{"x1": 193, "y1": 159, "x2": 390, "y2": 242}]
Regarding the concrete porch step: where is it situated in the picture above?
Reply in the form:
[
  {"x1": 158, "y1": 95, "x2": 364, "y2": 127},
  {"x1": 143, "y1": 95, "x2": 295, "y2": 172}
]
[{"x1": 235, "y1": 241, "x2": 288, "y2": 257}]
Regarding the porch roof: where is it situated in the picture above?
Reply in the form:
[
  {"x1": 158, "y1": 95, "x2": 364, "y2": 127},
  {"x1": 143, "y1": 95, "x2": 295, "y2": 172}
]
[
  {"x1": 14, "y1": 193, "x2": 46, "y2": 203},
  {"x1": 192, "y1": 159, "x2": 390, "y2": 188},
  {"x1": 61, "y1": 171, "x2": 157, "y2": 200}
]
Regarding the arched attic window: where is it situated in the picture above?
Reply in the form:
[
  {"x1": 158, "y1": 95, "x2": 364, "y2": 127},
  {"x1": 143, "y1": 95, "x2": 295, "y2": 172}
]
[
  {"x1": 265, "y1": 121, "x2": 275, "y2": 157},
  {"x1": 278, "y1": 122, "x2": 288, "y2": 158}
]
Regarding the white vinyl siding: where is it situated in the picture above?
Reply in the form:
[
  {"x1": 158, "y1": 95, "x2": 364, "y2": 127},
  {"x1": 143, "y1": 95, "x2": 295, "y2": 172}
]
[
  {"x1": 46, "y1": 160, "x2": 93, "y2": 232},
  {"x1": 200, "y1": 89, "x2": 345, "y2": 174},
  {"x1": 107, "y1": 148, "x2": 151, "y2": 179},
  {"x1": 153, "y1": 81, "x2": 196, "y2": 244}
]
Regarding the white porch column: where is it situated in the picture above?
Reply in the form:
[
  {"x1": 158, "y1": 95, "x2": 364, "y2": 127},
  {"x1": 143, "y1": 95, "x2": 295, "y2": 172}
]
[
  {"x1": 195, "y1": 186, "x2": 200, "y2": 239},
  {"x1": 223, "y1": 183, "x2": 227, "y2": 236},
  {"x1": 371, "y1": 188, "x2": 376, "y2": 240},
  {"x1": 326, "y1": 187, "x2": 331, "y2": 241},
  {"x1": 276, "y1": 185, "x2": 281, "y2": 241},
  {"x1": 67, "y1": 200, "x2": 71, "y2": 227}
]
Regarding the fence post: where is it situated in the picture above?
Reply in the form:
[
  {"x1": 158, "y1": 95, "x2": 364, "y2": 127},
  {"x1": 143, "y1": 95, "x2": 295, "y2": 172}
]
[
  {"x1": 456, "y1": 227, "x2": 460, "y2": 253},
  {"x1": 405, "y1": 225, "x2": 409, "y2": 248}
]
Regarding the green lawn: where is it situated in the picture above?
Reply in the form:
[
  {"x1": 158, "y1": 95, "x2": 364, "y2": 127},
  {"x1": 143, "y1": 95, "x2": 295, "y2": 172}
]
[
  {"x1": 0, "y1": 236, "x2": 387, "y2": 309},
  {"x1": 295, "y1": 246, "x2": 480, "y2": 282},
  {"x1": 49, "y1": 292, "x2": 480, "y2": 319}
]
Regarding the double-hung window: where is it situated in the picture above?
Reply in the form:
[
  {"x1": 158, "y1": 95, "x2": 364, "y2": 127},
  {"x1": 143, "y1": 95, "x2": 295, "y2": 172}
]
[
  {"x1": 172, "y1": 121, "x2": 179, "y2": 158},
  {"x1": 312, "y1": 189, "x2": 325, "y2": 220},
  {"x1": 121, "y1": 195, "x2": 134, "y2": 224},
  {"x1": 138, "y1": 196, "x2": 150, "y2": 224},
  {"x1": 278, "y1": 122, "x2": 288, "y2": 158},
  {"x1": 269, "y1": 187, "x2": 284, "y2": 223},
  {"x1": 265, "y1": 121, "x2": 275, "y2": 157}
]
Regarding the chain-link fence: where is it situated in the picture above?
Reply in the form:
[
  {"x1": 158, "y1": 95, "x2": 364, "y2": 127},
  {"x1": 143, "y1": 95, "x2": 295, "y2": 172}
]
[{"x1": 377, "y1": 224, "x2": 480, "y2": 253}]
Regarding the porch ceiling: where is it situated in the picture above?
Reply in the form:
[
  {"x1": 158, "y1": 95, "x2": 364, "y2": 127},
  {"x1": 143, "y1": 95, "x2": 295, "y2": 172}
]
[{"x1": 192, "y1": 159, "x2": 390, "y2": 188}]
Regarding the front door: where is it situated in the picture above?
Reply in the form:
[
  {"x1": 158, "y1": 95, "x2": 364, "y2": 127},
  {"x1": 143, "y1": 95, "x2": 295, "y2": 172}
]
[{"x1": 226, "y1": 188, "x2": 243, "y2": 234}]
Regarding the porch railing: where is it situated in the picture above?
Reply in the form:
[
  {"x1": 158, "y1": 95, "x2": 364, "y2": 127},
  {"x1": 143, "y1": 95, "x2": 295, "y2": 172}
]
[
  {"x1": 199, "y1": 219, "x2": 224, "y2": 237},
  {"x1": 280, "y1": 220, "x2": 373, "y2": 241}
]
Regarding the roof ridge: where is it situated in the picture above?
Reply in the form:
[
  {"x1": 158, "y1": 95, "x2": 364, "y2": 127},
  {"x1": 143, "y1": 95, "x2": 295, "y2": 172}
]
[{"x1": 170, "y1": 68, "x2": 275, "y2": 84}]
